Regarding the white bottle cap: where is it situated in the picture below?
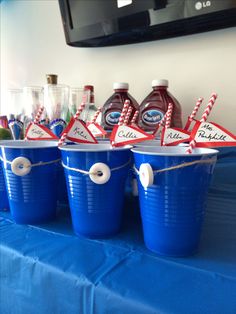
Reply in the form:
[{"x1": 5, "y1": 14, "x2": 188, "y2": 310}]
[
  {"x1": 113, "y1": 82, "x2": 129, "y2": 90},
  {"x1": 152, "y1": 79, "x2": 168, "y2": 87}
]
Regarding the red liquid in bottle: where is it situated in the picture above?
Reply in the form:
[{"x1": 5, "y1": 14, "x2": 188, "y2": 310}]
[
  {"x1": 138, "y1": 80, "x2": 182, "y2": 132},
  {"x1": 101, "y1": 83, "x2": 139, "y2": 131}
]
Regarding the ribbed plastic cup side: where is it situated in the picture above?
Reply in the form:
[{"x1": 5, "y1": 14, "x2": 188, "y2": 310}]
[
  {"x1": 133, "y1": 150, "x2": 217, "y2": 257},
  {"x1": 61, "y1": 148, "x2": 131, "y2": 238},
  {"x1": 0, "y1": 162, "x2": 9, "y2": 211},
  {"x1": 1, "y1": 145, "x2": 60, "y2": 224}
]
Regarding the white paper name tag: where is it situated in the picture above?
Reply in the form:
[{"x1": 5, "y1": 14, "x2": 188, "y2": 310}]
[
  {"x1": 191, "y1": 121, "x2": 236, "y2": 147},
  {"x1": 65, "y1": 118, "x2": 97, "y2": 144},
  {"x1": 110, "y1": 124, "x2": 153, "y2": 146},
  {"x1": 25, "y1": 123, "x2": 58, "y2": 140},
  {"x1": 87, "y1": 122, "x2": 107, "y2": 137},
  {"x1": 161, "y1": 127, "x2": 190, "y2": 146}
]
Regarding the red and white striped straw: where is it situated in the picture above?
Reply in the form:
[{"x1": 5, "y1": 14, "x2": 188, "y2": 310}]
[
  {"x1": 58, "y1": 132, "x2": 67, "y2": 147},
  {"x1": 186, "y1": 93, "x2": 217, "y2": 154},
  {"x1": 91, "y1": 107, "x2": 101, "y2": 123},
  {"x1": 200, "y1": 93, "x2": 217, "y2": 123},
  {"x1": 124, "y1": 106, "x2": 133, "y2": 126},
  {"x1": 152, "y1": 111, "x2": 167, "y2": 136},
  {"x1": 118, "y1": 100, "x2": 130, "y2": 126},
  {"x1": 189, "y1": 97, "x2": 203, "y2": 121},
  {"x1": 131, "y1": 110, "x2": 139, "y2": 125},
  {"x1": 165, "y1": 103, "x2": 173, "y2": 128},
  {"x1": 184, "y1": 97, "x2": 203, "y2": 130},
  {"x1": 74, "y1": 102, "x2": 86, "y2": 120},
  {"x1": 33, "y1": 105, "x2": 44, "y2": 124}
]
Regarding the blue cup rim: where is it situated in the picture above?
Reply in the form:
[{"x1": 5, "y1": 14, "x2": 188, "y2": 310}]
[
  {"x1": 0, "y1": 140, "x2": 58, "y2": 149},
  {"x1": 131, "y1": 146, "x2": 219, "y2": 156},
  {"x1": 134, "y1": 140, "x2": 161, "y2": 147},
  {"x1": 59, "y1": 143, "x2": 132, "y2": 152}
]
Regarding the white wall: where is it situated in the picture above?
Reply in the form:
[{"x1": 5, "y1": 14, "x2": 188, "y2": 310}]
[{"x1": 1, "y1": 0, "x2": 236, "y2": 131}]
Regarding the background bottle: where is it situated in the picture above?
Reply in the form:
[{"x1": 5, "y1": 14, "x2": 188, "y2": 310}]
[
  {"x1": 80, "y1": 85, "x2": 97, "y2": 123},
  {"x1": 101, "y1": 82, "x2": 139, "y2": 131},
  {"x1": 138, "y1": 79, "x2": 182, "y2": 132},
  {"x1": 44, "y1": 74, "x2": 70, "y2": 136}
]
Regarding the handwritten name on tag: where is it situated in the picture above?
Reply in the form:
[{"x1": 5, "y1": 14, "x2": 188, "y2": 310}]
[
  {"x1": 25, "y1": 123, "x2": 58, "y2": 140},
  {"x1": 110, "y1": 124, "x2": 153, "y2": 147},
  {"x1": 191, "y1": 121, "x2": 236, "y2": 147},
  {"x1": 64, "y1": 118, "x2": 97, "y2": 144},
  {"x1": 161, "y1": 127, "x2": 190, "y2": 146},
  {"x1": 87, "y1": 122, "x2": 107, "y2": 137}
]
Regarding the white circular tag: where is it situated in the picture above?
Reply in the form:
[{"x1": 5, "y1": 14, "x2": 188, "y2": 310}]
[
  {"x1": 139, "y1": 163, "x2": 154, "y2": 188},
  {"x1": 89, "y1": 162, "x2": 111, "y2": 184},
  {"x1": 11, "y1": 157, "x2": 32, "y2": 176}
]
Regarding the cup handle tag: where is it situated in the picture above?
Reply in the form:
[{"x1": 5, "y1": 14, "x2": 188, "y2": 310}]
[
  {"x1": 11, "y1": 157, "x2": 32, "y2": 176},
  {"x1": 139, "y1": 163, "x2": 154, "y2": 188},
  {"x1": 89, "y1": 163, "x2": 111, "y2": 185}
]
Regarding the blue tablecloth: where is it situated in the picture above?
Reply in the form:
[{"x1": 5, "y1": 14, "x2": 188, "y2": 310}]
[{"x1": 1, "y1": 190, "x2": 236, "y2": 314}]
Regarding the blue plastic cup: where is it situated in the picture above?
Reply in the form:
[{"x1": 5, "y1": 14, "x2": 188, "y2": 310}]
[
  {"x1": 132, "y1": 146, "x2": 218, "y2": 257},
  {"x1": 0, "y1": 160, "x2": 9, "y2": 211},
  {"x1": 60, "y1": 143, "x2": 131, "y2": 238},
  {"x1": 133, "y1": 140, "x2": 161, "y2": 147},
  {"x1": 56, "y1": 162, "x2": 69, "y2": 206},
  {"x1": 0, "y1": 140, "x2": 60, "y2": 224},
  {"x1": 210, "y1": 146, "x2": 236, "y2": 192}
]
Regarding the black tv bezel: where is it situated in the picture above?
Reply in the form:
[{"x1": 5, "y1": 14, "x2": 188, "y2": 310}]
[{"x1": 58, "y1": 0, "x2": 236, "y2": 47}]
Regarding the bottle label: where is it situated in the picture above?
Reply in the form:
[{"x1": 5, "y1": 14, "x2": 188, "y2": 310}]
[
  {"x1": 142, "y1": 109, "x2": 164, "y2": 125},
  {"x1": 105, "y1": 111, "x2": 121, "y2": 125}
]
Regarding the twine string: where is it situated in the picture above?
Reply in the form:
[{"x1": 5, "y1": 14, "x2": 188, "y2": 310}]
[
  {"x1": 62, "y1": 158, "x2": 131, "y2": 176},
  {"x1": 0, "y1": 156, "x2": 61, "y2": 168},
  {"x1": 133, "y1": 157, "x2": 217, "y2": 175}
]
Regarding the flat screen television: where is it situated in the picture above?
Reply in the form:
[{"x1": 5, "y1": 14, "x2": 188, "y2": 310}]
[{"x1": 58, "y1": 0, "x2": 236, "y2": 47}]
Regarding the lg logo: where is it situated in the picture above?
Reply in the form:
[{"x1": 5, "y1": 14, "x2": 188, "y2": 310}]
[{"x1": 195, "y1": 1, "x2": 211, "y2": 10}]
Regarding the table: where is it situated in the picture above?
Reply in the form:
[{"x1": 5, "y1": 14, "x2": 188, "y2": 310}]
[{"x1": 1, "y1": 190, "x2": 236, "y2": 314}]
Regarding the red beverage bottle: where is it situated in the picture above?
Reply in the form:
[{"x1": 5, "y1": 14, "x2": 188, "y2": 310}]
[
  {"x1": 101, "y1": 83, "x2": 139, "y2": 131},
  {"x1": 138, "y1": 79, "x2": 182, "y2": 132}
]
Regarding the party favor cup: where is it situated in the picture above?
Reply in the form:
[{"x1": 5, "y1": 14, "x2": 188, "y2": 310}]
[
  {"x1": 210, "y1": 146, "x2": 236, "y2": 191},
  {"x1": 0, "y1": 141, "x2": 60, "y2": 224},
  {"x1": 0, "y1": 160, "x2": 9, "y2": 211},
  {"x1": 60, "y1": 144, "x2": 131, "y2": 238},
  {"x1": 133, "y1": 139, "x2": 161, "y2": 147},
  {"x1": 132, "y1": 146, "x2": 218, "y2": 257},
  {"x1": 56, "y1": 163, "x2": 69, "y2": 206}
]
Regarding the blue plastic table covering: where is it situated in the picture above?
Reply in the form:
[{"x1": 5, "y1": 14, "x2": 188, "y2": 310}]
[{"x1": 1, "y1": 191, "x2": 236, "y2": 314}]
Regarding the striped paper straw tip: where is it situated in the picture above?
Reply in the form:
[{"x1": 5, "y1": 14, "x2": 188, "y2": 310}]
[
  {"x1": 165, "y1": 103, "x2": 173, "y2": 128},
  {"x1": 200, "y1": 93, "x2": 218, "y2": 123},
  {"x1": 131, "y1": 110, "x2": 139, "y2": 124},
  {"x1": 124, "y1": 106, "x2": 133, "y2": 125},
  {"x1": 118, "y1": 101, "x2": 130, "y2": 125},
  {"x1": 74, "y1": 102, "x2": 86, "y2": 119},
  {"x1": 58, "y1": 133, "x2": 67, "y2": 146},
  {"x1": 91, "y1": 107, "x2": 101, "y2": 123},
  {"x1": 33, "y1": 106, "x2": 44, "y2": 124},
  {"x1": 186, "y1": 139, "x2": 196, "y2": 154},
  {"x1": 189, "y1": 97, "x2": 203, "y2": 120}
]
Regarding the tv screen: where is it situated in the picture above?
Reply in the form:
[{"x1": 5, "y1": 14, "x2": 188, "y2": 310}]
[{"x1": 58, "y1": 0, "x2": 236, "y2": 47}]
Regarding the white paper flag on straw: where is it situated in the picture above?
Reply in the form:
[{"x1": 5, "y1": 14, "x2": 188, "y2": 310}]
[
  {"x1": 25, "y1": 122, "x2": 58, "y2": 140},
  {"x1": 64, "y1": 117, "x2": 98, "y2": 144},
  {"x1": 110, "y1": 124, "x2": 154, "y2": 147},
  {"x1": 87, "y1": 122, "x2": 107, "y2": 137},
  {"x1": 190, "y1": 121, "x2": 236, "y2": 147},
  {"x1": 161, "y1": 127, "x2": 190, "y2": 146}
]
